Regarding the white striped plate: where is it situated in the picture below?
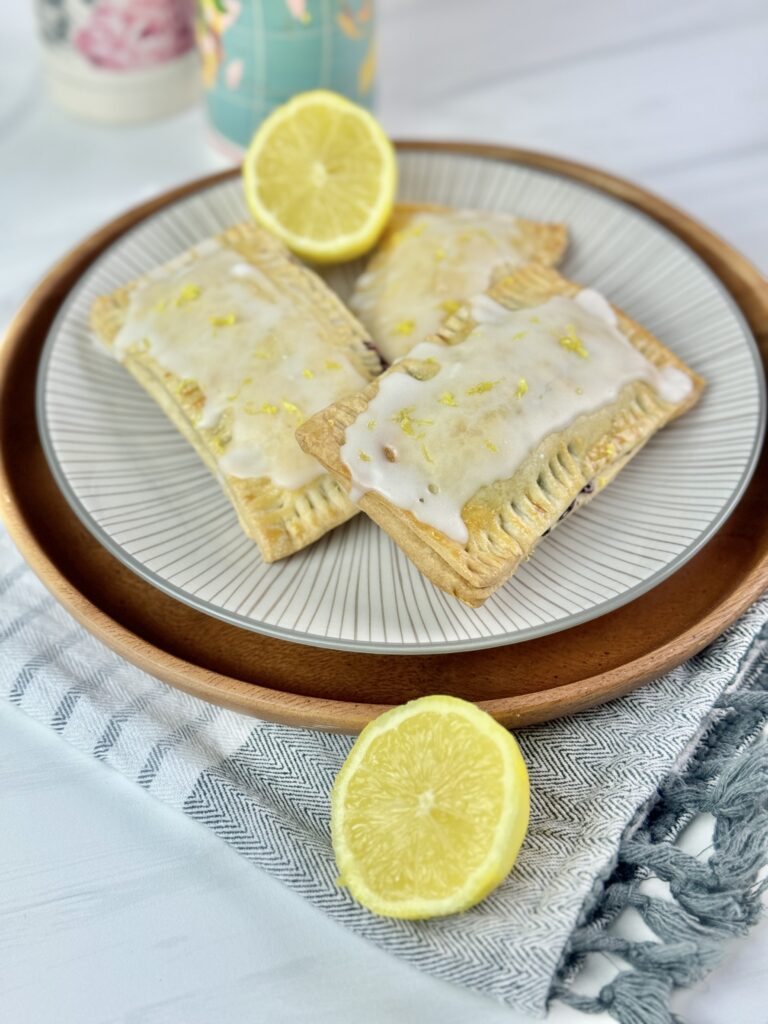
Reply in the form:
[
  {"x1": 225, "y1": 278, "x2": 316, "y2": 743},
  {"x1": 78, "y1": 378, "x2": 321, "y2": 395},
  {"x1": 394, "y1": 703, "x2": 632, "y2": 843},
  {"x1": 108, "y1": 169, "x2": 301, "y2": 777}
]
[{"x1": 37, "y1": 151, "x2": 765, "y2": 654}]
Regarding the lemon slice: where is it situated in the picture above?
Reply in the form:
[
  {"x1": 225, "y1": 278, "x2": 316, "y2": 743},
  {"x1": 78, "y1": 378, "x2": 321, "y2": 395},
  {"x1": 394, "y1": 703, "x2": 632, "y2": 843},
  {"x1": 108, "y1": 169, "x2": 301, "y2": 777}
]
[
  {"x1": 242, "y1": 90, "x2": 397, "y2": 264},
  {"x1": 332, "y1": 695, "x2": 530, "y2": 919}
]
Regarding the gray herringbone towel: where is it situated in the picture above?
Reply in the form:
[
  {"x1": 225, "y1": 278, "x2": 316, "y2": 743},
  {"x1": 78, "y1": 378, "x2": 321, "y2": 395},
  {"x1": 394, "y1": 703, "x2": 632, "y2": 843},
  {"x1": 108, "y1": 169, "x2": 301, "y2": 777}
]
[{"x1": 1, "y1": 526, "x2": 766, "y2": 1019}]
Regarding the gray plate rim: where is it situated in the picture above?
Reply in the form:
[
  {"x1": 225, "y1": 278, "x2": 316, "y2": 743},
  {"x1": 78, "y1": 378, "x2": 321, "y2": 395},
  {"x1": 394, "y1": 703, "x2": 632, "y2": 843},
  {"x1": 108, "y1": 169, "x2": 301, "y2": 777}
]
[{"x1": 36, "y1": 152, "x2": 767, "y2": 655}]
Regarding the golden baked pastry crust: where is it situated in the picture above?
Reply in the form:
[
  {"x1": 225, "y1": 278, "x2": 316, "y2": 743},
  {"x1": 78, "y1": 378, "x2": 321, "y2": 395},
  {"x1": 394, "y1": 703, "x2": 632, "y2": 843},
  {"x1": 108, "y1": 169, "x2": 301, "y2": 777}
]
[
  {"x1": 351, "y1": 203, "x2": 568, "y2": 363},
  {"x1": 297, "y1": 264, "x2": 705, "y2": 606},
  {"x1": 381, "y1": 202, "x2": 568, "y2": 267},
  {"x1": 91, "y1": 222, "x2": 381, "y2": 562}
]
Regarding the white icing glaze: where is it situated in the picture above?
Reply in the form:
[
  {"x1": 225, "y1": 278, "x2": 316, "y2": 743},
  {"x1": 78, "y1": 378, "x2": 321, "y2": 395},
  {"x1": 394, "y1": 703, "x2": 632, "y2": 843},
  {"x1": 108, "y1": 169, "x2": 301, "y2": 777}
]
[
  {"x1": 470, "y1": 294, "x2": 511, "y2": 325},
  {"x1": 113, "y1": 244, "x2": 368, "y2": 490},
  {"x1": 350, "y1": 209, "x2": 532, "y2": 363},
  {"x1": 341, "y1": 291, "x2": 693, "y2": 544},
  {"x1": 230, "y1": 262, "x2": 258, "y2": 278},
  {"x1": 574, "y1": 287, "x2": 617, "y2": 326},
  {"x1": 656, "y1": 365, "x2": 694, "y2": 403}
]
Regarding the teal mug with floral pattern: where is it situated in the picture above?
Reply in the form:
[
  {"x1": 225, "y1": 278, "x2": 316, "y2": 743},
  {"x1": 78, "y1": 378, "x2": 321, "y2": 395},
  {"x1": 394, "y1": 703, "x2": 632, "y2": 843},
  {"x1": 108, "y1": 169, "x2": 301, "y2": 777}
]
[{"x1": 195, "y1": 0, "x2": 376, "y2": 155}]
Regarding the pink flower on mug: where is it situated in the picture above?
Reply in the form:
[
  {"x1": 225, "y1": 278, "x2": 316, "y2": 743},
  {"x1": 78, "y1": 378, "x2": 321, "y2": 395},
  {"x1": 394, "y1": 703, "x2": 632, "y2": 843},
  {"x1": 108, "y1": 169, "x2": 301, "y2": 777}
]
[
  {"x1": 225, "y1": 58, "x2": 244, "y2": 89},
  {"x1": 286, "y1": 0, "x2": 311, "y2": 24},
  {"x1": 74, "y1": 0, "x2": 196, "y2": 71}
]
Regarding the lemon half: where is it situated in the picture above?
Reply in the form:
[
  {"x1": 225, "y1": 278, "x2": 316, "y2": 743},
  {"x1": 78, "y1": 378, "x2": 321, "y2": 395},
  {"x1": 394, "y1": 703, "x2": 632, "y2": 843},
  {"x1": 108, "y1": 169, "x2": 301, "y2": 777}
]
[
  {"x1": 242, "y1": 90, "x2": 397, "y2": 264},
  {"x1": 332, "y1": 695, "x2": 530, "y2": 919}
]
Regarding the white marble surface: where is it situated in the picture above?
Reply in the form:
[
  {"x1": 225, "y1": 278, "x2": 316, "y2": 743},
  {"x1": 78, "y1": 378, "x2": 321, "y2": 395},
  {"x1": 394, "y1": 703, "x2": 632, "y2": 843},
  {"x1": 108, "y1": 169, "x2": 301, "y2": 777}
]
[{"x1": 2, "y1": 1, "x2": 767, "y2": 1021}]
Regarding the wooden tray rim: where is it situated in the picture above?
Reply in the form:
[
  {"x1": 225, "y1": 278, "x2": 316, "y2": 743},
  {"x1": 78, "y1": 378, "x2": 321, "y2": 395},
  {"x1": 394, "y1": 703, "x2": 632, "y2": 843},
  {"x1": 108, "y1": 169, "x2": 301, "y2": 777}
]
[{"x1": 2, "y1": 140, "x2": 768, "y2": 732}]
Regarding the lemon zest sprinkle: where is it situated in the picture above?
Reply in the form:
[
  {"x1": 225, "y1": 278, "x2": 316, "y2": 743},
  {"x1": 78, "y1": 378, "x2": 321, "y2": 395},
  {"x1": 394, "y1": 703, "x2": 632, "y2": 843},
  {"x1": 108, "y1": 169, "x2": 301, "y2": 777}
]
[
  {"x1": 393, "y1": 408, "x2": 413, "y2": 432},
  {"x1": 282, "y1": 400, "x2": 302, "y2": 418},
  {"x1": 466, "y1": 380, "x2": 499, "y2": 395},
  {"x1": 366, "y1": 419, "x2": 376, "y2": 430},
  {"x1": 434, "y1": 247, "x2": 446, "y2": 261},
  {"x1": 511, "y1": 331, "x2": 526, "y2": 341},
  {"x1": 175, "y1": 284, "x2": 200, "y2": 306},
  {"x1": 253, "y1": 350, "x2": 270, "y2": 360},
  {"x1": 358, "y1": 450, "x2": 371, "y2": 462},
  {"x1": 325, "y1": 360, "x2": 342, "y2": 371},
  {"x1": 302, "y1": 368, "x2": 315, "y2": 379},
  {"x1": 260, "y1": 402, "x2": 278, "y2": 415},
  {"x1": 485, "y1": 440, "x2": 498, "y2": 453},
  {"x1": 395, "y1": 319, "x2": 415, "y2": 336},
  {"x1": 421, "y1": 444, "x2": 434, "y2": 464},
  {"x1": 210, "y1": 312, "x2": 237, "y2": 327},
  {"x1": 393, "y1": 224, "x2": 426, "y2": 245},
  {"x1": 392, "y1": 407, "x2": 432, "y2": 437},
  {"x1": 438, "y1": 391, "x2": 457, "y2": 406},
  {"x1": 439, "y1": 299, "x2": 462, "y2": 315},
  {"x1": 559, "y1": 324, "x2": 589, "y2": 358},
  {"x1": 516, "y1": 378, "x2": 528, "y2": 399},
  {"x1": 476, "y1": 227, "x2": 496, "y2": 246},
  {"x1": 593, "y1": 443, "x2": 616, "y2": 462}
]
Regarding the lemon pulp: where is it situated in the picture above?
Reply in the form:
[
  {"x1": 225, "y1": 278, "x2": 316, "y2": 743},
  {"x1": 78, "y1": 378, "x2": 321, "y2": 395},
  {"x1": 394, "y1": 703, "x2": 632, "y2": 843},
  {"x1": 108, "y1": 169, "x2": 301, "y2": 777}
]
[
  {"x1": 332, "y1": 695, "x2": 530, "y2": 919},
  {"x1": 243, "y1": 90, "x2": 396, "y2": 264}
]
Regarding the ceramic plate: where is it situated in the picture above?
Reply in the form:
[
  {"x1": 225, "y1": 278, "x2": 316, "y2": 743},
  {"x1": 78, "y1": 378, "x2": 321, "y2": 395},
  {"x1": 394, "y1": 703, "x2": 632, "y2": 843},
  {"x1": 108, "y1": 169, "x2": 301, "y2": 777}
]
[{"x1": 37, "y1": 150, "x2": 765, "y2": 654}]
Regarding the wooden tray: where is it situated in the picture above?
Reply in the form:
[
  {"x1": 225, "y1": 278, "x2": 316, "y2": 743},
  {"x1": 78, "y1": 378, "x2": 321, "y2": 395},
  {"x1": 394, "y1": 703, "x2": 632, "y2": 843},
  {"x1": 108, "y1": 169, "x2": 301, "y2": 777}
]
[{"x1": 2, "y1": 143, "x2": 767, "y2": 733}]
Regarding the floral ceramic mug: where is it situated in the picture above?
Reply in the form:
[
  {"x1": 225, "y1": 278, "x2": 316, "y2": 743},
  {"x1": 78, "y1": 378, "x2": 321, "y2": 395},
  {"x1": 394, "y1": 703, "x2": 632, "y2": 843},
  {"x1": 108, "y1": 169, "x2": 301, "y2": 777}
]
[
  {"x1": 196, "y1": 0, "x2": 376, "y2": 155},
  {"x1": 35, "y1": 0, "x2": 200, "y2": 122}
]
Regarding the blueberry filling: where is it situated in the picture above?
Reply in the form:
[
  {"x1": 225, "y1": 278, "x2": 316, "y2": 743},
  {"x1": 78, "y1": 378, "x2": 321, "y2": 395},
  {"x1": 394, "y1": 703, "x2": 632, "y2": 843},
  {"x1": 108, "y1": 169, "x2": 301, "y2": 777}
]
[{"x1": 541, "y1": 479, "x2": 596, "y2": 537}]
